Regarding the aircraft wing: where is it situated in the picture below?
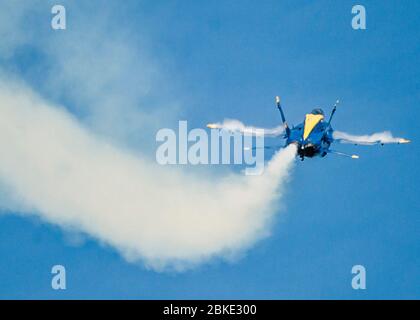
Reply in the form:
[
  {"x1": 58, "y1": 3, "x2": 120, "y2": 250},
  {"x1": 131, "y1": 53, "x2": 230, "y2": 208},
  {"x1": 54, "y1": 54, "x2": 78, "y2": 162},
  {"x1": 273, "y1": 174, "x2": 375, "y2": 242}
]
[
  {"x1": 207, "y1": 119, "x2": 286, "y2": 137},
  {"x1": 333, "y1": 131, "x2": 411, "y2": 145}
]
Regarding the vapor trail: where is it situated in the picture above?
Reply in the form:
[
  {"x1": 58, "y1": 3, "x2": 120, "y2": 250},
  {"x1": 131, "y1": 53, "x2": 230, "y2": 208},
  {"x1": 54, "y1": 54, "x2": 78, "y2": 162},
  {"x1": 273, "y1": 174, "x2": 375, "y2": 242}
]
[
  {"x1": 0, "y1": 82, "x2": 297, "y2": 271},
  {"x1": 333, "y1": 131, "x2": 406, "y2": 145},
  {"x1": 207, "y1": 119, "x2": 285, "y2": 137}
]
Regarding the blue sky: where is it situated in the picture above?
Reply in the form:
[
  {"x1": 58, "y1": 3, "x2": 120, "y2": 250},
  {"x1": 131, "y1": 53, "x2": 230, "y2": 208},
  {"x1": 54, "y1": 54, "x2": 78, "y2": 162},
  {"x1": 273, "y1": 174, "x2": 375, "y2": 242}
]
[{"x1": 0, "y1": 0, "x2": 419, "y2": 299}]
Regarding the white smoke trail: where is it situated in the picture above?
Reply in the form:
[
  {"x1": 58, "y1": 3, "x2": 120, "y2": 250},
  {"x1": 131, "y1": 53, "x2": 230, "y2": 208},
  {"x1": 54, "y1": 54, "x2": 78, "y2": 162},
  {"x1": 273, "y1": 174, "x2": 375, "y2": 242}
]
[
  {"x1": 333, "y1": 130, "x2": 408, "y2": 145},
  {"x1": 0, "y1": 1, "x2": 177, "y2": 149},
  {"x1": 207, "y1": 119, "x2": 285, "y2": 137},
  {"x1": 0, "y1": 81, "x2": 297, "y2": 271}
]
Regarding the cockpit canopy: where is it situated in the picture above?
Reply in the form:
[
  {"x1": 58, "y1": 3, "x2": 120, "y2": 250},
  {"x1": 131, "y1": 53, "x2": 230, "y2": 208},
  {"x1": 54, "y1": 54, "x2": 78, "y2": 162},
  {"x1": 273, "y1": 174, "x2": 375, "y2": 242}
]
[{"x1": 311, "y1": 108, "x2": 325, "y2": 116}]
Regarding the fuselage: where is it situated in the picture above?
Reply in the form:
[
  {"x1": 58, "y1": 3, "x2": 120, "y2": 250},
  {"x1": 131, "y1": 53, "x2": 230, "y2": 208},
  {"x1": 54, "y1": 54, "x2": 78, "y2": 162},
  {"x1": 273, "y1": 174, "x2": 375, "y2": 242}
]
[{"x1": 285, "y1": 109, "x2": 334, "y2": 159}]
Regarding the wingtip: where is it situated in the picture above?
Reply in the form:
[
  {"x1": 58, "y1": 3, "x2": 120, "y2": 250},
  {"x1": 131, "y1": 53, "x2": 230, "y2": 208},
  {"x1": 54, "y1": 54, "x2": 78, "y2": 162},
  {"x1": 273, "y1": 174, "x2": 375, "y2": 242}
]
[{"x1": 399, "y1": 138, "x2": 411, "y2": 144}]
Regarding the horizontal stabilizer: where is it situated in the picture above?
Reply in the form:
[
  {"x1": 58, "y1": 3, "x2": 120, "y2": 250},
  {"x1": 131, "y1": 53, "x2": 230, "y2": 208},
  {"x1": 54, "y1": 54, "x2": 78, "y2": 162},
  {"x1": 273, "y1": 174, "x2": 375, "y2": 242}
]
[{"x1": 328, "y1": 149, "x2": 359, "y2": 159}]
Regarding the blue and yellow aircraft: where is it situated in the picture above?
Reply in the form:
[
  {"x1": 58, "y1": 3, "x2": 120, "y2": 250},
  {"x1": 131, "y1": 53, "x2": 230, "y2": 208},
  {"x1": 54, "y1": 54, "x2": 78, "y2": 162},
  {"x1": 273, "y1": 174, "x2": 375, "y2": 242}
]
[{"x1": 207, "y1": 96, "x2": 410, "y2": 160}]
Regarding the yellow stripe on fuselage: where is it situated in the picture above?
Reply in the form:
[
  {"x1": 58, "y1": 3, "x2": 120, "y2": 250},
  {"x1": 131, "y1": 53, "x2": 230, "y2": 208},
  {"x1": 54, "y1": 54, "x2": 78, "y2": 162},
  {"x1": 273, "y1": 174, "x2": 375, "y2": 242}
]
[{"x1": 303, "y1": 114, "x2": 324, "y2": 140}]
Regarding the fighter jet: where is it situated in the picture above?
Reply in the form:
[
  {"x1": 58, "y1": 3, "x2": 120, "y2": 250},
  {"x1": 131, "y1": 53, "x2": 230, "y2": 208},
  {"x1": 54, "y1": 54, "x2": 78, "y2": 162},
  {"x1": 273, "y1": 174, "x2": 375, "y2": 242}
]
[{"x1": 207, "y1": 96, "x2": 410, "y2": 161}]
